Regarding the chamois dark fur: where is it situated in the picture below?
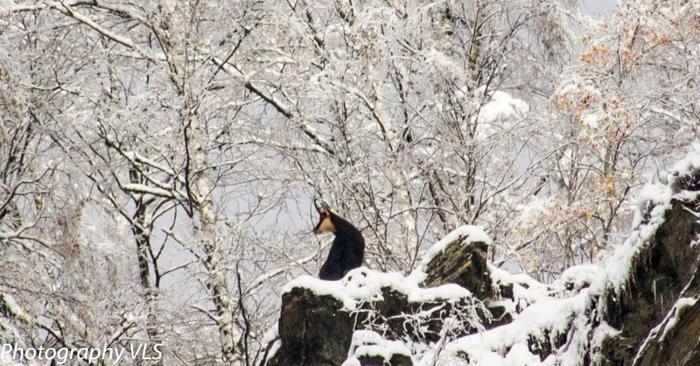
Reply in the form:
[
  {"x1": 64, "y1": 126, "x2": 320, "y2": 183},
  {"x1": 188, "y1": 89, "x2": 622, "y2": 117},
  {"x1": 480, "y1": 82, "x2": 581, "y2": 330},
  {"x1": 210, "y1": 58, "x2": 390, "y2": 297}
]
[{"x1": 314, "y1": 201, "x2": 365, "y2": 281}]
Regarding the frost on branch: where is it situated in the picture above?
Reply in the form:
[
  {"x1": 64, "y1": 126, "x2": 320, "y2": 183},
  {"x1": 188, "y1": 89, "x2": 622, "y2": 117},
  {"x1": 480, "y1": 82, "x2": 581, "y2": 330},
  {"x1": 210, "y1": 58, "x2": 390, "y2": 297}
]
[{"x1": 263, "y1": 148, "x2": 700, "y2": 366}]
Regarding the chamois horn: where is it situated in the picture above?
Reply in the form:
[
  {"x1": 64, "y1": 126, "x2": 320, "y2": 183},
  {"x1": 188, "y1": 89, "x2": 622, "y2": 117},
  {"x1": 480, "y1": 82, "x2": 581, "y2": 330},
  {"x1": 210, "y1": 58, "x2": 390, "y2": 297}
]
[{"x1": 314, "y1": 198, "x2": 330, "y2": 213}]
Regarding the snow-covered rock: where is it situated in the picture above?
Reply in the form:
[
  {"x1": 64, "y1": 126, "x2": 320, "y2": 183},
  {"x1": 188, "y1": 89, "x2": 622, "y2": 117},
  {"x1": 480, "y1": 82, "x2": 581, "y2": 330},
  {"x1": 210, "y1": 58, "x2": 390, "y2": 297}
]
[{"x1": 263, "y1": 147, "x2": 700, "y2": 366}]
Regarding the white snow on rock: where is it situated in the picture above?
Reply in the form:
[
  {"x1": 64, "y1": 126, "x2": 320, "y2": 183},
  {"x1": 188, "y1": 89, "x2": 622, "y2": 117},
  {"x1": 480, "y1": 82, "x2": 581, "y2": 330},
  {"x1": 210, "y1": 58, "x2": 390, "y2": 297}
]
[
  {"x1": 489, "y1": 266, "x2": 550, "y2": 314},
  {"x1": 280, "y1": 146, "x2": 700, "y2": 366},
  {"x1": 421, "y1": 292, "x2": 588, "y2": 366},
  {"x1": 259, "y1": 321, "x2": 281, "y2": 364},
  {"x1": 341, "y1": 330, "x2": 411, "y2": 366},
  {"x1": 632, "y1": 296, "x2": 698, "y2": 364},
  {"x1": 277, "y1": 226, "x2": 495, "y2": 364},
  {"x1": 560, "y1": 146, "x2": 700, "y2": 365},
  {"x1": 279, "y1": 224, "x2": 602, "y2": 366},
  {"x1": 670, "y1": 146, "x2": 700, "y2": 183},
  {"x1": 658, "y1": 297, "x2": 697, "y2": 342},
  {"x1": 554, "y1": 265, "x2": 599, "y2": 294},
  {"x1": 281, "y1": 266, "x2": 476, "y2": 311},
  {"x1": 283, "y1": 226, "x2": 493, "y2": 309},
  {"x1": 417, "y1": 147, "x2": 700, "y2": 365},
  {"x1": 574, "y1": 172, "x2": 677, "y2": 305}
]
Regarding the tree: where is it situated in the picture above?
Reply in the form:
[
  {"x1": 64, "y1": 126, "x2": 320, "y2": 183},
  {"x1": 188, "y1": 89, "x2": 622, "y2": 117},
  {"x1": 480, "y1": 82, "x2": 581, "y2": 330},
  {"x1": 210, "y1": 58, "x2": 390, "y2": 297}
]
[
  {"x1": 511, "y1": 0, "x2": 700, "y2": 278},
  {"x1": 1, "y1": 0, "x2": 698, "y2": 364}
]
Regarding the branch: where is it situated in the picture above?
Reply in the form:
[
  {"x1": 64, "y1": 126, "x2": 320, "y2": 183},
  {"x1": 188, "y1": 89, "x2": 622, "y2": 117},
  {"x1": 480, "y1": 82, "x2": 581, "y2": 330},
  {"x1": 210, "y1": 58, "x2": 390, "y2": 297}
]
[
  {"x1": 248, "y1": 251, "x2": 321, "y2": 294},
  {"x1": 122, "y1": 183, "x2": 176, "y2": 199},
  {"x1": 211, "y1": 57, "x2": 336, "y2": 156},
  {"x1": 47, "y1": 0, "x2": 161, "y2": 64}
]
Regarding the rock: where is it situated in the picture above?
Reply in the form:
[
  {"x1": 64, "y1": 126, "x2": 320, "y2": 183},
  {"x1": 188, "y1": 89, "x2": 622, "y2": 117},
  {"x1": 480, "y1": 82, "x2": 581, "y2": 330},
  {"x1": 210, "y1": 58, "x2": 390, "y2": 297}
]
[
  {"x1": 263, "y1": 156, "x2": 700, "y2": 366},
  {"x1": 263, "y1": 229, "x2": 504, "y2": 366},
  {"x1": 266, "y1": 287, "x2": 354, "y2": 366},
  {"x1": 357, "y1": 353, "x2": 413, "y2": 366},
  {"x1": 422, "y1": 235, "x2": 492, "y2": 300},
  {"x1": 598, "y1": 198, "x2": 700, "y2": 365}
]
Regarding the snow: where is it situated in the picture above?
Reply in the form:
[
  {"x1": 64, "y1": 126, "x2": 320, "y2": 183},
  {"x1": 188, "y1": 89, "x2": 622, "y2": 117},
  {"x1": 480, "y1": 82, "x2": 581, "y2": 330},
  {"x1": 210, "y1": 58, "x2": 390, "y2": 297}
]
[
  {"x1": 342, "y1": 330, "x2": 411, "y2": 366},
  {"x1": 121, "y1": 183, "x2": 175, "y2": 198},
  {"x1": 277, "y1": 226, "x2": 496, "y2": 364},
  {"x1": 282, "y1": 266, "x2": 476, "y2": 311},
  {"x1": 658, "y1": 297, "x2": 696, "y2": 342},
  {"x1": 327, "y1": 231, "x2": 592, "y2": 366},
  {"x1": 581, "y1": 114, "x2": 599, "y2": 129},
  {"x1": 265, "y1": 340, "x2": 281, "y2": 364},
  {"x1": 438, "y1": 290, "x2": 588, "y2": 362},
  {"x1": 280, "y1": 227, "x2": 492, "y2": 309},
  {"x1": 282, "y1": 275, "x2": 362, "y2": 310},
  {"x1": 589, "y1": 145, "x2": 700, "y2": 299},
  {"x1": 582, "y1": 321, "x2": 620, "y2": 366},
  {"x1": 477, "y1": 89, "x2": 529, "y2": 126},
  {"x1": 418, "y1": 292, "x2": 588, "y2": 365},
  {"x1": 561, "y1": 146, "x2": 700, "y2": 365},
  {"x1": 586, "y1": 181, "x2": 672, "y2": 298},
  {"x1": 260, "y1": 321, "x2": 278, "y2": 345},
  {"x1": 407, "y1": 284, "x2": 473, "y2": 303},
  {"x1": 280, "y1": 145, "x2": 700, "y2": 366},
  {"x1": 632, "y1": 296, "x2": 698, "y2": 364},
  {"x1": 460, "y1": 343, "x2": 544, "y2": 366},
  {"x1": 489, "y1": 266, "x2": 553, "y2": 312},
  {"x1": 503, "y1": 343, "x2": 542, "y2": 365},
  {"x1": 412, "y1": 147, "x2": 700, "y2": 365},
  {"x1": 490, "y1": 267, "x2": 544, "y2": 291},
  {"x1": 475, "y1": 352, "x2": 504, "y2": 366},
  {"x1": 554, "y1": 265, "x2": 599, "y2": 293},
  {"x1": 516, "y1": 195, "x2": 552, "y2": 225},
  {"x1": 669, "y1": 147, "x2": 700, "y2": 182},
  {"x1": 258, "y1": 322, "x2": 282, "y2": 364}
]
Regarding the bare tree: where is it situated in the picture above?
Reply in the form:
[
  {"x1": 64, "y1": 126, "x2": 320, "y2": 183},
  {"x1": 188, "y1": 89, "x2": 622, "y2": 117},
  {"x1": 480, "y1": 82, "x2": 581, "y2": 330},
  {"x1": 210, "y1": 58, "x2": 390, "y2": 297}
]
[{"x1": 2, "y1": 0, "x2": 698, "y2": 364}]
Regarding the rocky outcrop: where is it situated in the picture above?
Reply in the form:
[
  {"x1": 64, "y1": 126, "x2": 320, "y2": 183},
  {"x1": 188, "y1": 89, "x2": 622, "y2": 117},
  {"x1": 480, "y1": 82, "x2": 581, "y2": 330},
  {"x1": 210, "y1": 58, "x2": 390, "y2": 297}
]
[
  {"x1": 421, "y1": 234, "x2": 491, "y2": 299},
  {"x1": 273, "y1": 287, "x2": 355, "y2": 366},
  {"x1": 593, "y1": 186, "x2": 700, "y2": 365},
  {"x1": 263, "y1": 227, "x2": 501, "y2": 366},
  {"x1": 263, "y1": 153, "x2": 700, "y2": 366}
]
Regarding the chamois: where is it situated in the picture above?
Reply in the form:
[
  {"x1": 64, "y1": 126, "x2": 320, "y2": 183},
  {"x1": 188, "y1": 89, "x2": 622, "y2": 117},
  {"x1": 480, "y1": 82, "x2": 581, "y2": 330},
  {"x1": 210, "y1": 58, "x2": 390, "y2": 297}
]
[{"x1": 313, "y1": 200, "x2": 365, "y2": 281}]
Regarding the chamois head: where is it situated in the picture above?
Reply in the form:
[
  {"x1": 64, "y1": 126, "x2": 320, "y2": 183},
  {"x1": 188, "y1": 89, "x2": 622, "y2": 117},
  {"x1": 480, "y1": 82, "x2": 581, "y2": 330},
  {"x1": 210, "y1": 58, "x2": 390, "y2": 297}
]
[{"x1": 313, "y1": 199, "x2": 336, "y2": 234}]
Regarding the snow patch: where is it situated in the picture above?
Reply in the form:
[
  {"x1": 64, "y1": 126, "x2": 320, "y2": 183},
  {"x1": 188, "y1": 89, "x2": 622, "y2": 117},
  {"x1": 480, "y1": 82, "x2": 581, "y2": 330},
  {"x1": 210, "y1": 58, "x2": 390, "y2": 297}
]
[
  {"x1": 586, "y1": 181, "x2": 672, "y2": 299},
  {"x1": 632, "y1": 296, "x2": 698, "y2": 364},
  {"x1": 659, "y1": 297, "x2": 697, "y2": 342},
  {"x1": 477, "y1": 90, "x2": 530, "y2": 126},
  {"x1": 669, "y1": 148, "x2": 700, "y2": 183},
  {"x1": 504, "y1": 343, "x2": 542, "y2": 365},
  {"x1": 282, "y1": 266, "x2": 476, "y2": 311},
  {"x1": 342, "y1": 330, "x2": 411, "y2": 366},
  {"x1": 425, "y1": 292, "x2": 588, "y2": 365},
  {"x1": 562, "y1": 145, "x2": 700, "y2": 365},
  {"x1": 554, "y1": 265, "x2": 599, "y2": 293}
]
